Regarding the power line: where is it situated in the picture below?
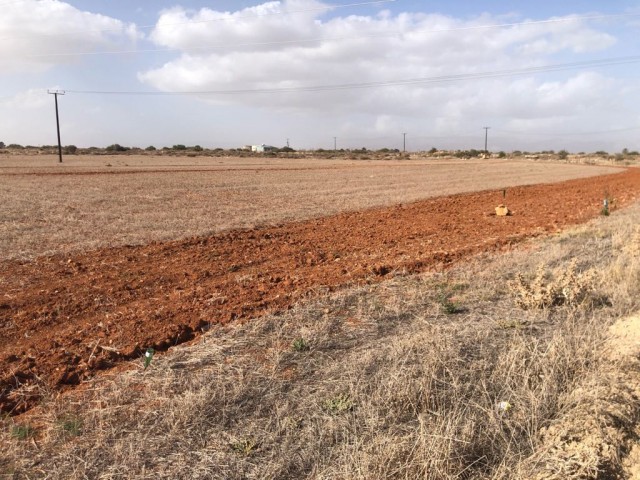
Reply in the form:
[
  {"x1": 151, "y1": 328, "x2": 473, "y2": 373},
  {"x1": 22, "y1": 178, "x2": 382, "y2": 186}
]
[
  {"x1": 23, "y1": 31, "x2": 406, "y2": 58},
  {"x1": 493, "y1": 126, "x2": 640, "y2": 137},
  {"x1": 16, "y1": 11, "x2": 640, "y2": 59},
  {"x1": 63, "y1": 54, "x2": 640, "y2": 96}
]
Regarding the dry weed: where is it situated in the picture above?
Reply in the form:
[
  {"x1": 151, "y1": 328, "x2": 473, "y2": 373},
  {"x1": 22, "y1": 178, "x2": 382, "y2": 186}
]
[{"x1": 509, "y1": 260, "x2": 599, "y2": 310}]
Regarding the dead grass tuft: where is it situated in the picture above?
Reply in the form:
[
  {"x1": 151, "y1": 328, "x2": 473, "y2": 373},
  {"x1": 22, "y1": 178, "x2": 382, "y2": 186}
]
[{"x1": 508, "y1": 260, "x2": 599, "y2": 310}]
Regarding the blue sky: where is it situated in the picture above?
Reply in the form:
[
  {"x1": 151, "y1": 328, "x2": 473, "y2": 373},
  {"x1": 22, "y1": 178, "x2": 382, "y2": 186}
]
[{"x1": 2, "y1": 0, "x2": 640, "y2": 152}]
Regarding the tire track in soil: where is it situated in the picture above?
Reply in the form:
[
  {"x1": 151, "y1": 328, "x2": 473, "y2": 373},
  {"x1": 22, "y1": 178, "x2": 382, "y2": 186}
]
[{"x1": 1, "y1": 168, "x2": 639, "y2": 414}]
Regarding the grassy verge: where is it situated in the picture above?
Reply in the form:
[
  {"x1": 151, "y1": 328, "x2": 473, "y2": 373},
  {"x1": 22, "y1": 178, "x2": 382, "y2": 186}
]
[{"x1": 2, "y1": 203, "x2": 640, "y2": 479}]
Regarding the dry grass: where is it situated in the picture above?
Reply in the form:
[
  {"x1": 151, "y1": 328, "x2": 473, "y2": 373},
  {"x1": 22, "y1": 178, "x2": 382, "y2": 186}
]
[
  {"x1": 0, "y1": 154, "x2": 620, "y2": 261},
  {"x1": 2, "y1": 200, "x2": 639, "y2": 479}
]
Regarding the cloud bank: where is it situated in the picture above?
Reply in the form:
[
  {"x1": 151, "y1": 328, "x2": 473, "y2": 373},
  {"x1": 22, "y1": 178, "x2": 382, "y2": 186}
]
[{"x1": 1, "y1": 0, "x2": 139, "y2": 73}]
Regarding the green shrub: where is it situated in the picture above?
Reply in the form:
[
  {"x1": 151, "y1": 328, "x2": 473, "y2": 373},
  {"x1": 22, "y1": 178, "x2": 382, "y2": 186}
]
[{"x1": 106, "y1": 144, "x2": 129, "y2": 152}]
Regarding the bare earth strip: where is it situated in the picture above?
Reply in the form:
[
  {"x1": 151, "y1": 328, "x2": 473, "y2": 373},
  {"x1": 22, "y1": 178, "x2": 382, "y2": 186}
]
[
  {"x1": 1, "y1": 167, "x2": 639, "y2": 415},
  {"x1": 0, "y1": 155, "x2": 621, "y2": 261}
]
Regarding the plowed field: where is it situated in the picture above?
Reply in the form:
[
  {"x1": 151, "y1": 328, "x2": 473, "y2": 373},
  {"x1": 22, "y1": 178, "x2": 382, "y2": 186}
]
[{"x1": 2, "y1": 167, "x2": 639, "y2": 414}]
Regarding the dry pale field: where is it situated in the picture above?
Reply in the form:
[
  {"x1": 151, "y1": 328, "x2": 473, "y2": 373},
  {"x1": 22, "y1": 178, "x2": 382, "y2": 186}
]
[{"x1": 0, "y1": 154, "x2": 621, "y2": 260}]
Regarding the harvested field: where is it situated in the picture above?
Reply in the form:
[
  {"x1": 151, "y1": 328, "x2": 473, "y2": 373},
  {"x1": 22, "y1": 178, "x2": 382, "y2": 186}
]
[
  {"x1": 1, "y1": 164, "x2": 639, "y2": 415},
  {"x1": 0, "y1": 154, "x2": 620, "y2": 260}
]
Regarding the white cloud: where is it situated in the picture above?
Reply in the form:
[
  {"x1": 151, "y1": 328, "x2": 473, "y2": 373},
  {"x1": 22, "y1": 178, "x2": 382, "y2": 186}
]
[
  {"x1": 139, "y1": 2, "x2": 618, "y2": 111},
  {"x1": 0, "y1": 88, "x2": 50, "y2": 109},
  {"x1": 0, "y1": 0, "x2": 140, "y2": 73},
  {"x1": 149, "y1": 0, "x2": 326, "y2": 51},
  {"x1": 131, "y1": 1, "x2": 637, "y2": 151},
  {"x1": 3, "y1": 0, "x2": 635, "y2": 152}
]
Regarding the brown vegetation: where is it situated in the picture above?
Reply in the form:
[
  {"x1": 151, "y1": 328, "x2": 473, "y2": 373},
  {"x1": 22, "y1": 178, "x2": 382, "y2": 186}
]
[{"x1": 2, "y1": 197, "x2": 640, "y2": 479}]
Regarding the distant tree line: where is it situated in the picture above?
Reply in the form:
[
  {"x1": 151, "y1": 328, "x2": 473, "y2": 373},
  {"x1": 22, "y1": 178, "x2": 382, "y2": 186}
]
[{"x1": 1, "y1": 141, "x2": 639, "y2": 159}]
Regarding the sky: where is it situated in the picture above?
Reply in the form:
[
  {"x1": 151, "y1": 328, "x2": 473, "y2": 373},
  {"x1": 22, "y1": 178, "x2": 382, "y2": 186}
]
[{"x1": 1, "y1": 0, "x2": 640, "y2": 152}]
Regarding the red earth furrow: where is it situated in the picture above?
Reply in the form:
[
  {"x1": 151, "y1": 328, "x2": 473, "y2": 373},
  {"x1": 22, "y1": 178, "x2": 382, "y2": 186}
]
[{"x1": 1, "y1": 168, "x2": 639, "y2": 414}]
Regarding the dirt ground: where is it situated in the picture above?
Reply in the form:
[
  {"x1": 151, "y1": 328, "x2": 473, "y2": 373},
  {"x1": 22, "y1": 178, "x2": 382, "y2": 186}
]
[{"x1": 1, "y1": 167, "x2": 639, "y2": 414}]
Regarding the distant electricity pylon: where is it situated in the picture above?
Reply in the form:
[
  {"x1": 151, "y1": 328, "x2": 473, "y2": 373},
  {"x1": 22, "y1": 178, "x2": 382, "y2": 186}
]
[{"x1": 48, "y1": 90, "x2": 65, "y2": 163}]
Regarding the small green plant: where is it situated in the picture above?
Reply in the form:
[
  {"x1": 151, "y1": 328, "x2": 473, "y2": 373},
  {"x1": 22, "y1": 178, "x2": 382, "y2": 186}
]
[
  {"x1": 292, "y1": 337, "x2": 309, "y2": 352},
  {"x1": 323, "y1": 394, "x2": 355, "y2": 415},
  {"x1": 143, "y1": 347, "x2": 155, "y2": 370},
  {"x1": 230, "y1": 438, "x2": 257, "y2": 456},
  {"x1": 58, "y1": 415, "x2": 83, "y2": 437},
  {"x1": 438, "y1": 293, "x2": 462, "y2": 314},
  {"x1": 496, "y1": 319, "x2": 523, "y2": 329},
  {"x1": 11, "y1": 424, "x2": 34, "y2": 440}
]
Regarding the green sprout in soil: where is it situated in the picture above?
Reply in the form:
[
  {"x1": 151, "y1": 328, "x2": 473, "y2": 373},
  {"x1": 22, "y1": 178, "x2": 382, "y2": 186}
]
[
  {"x1": 292, "y1": 337, "x2": 310, "y2": 352},
  {"x1": 439, "y1": 294, "x2": 462, "y2": 314},
  {"x1": 58, "y1": 415, "x2": 83, "y2": 437},
  {"x1": 11, "y1": 425, "x2": 35, "y2": 440},
  {"x1": 323, "y1": 394, "x2": 355, "y2": 415},
  {"x1": 230, "y1": 438, "x2": 258, "y2": 456}
]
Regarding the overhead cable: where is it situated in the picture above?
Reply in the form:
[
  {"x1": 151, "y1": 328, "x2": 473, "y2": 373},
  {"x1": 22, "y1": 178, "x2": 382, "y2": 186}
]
[{"x1": 63, "y1": 55, "x2": 640, "y2": 96}]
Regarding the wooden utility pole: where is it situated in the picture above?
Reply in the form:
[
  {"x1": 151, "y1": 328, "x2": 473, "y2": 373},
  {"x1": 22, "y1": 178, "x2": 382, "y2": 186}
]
[
  {"x1": 48, "y1": 90, "x2": 65, "y2": 163},
  {"x1": 483, "y1": 126, "x2": 490, "y2": 153}
]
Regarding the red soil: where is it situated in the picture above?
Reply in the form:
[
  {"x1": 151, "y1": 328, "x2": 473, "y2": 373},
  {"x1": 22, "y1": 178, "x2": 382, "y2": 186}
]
[{"x1": 2, "y1": 168, "x2": 639, "y2": 414}]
